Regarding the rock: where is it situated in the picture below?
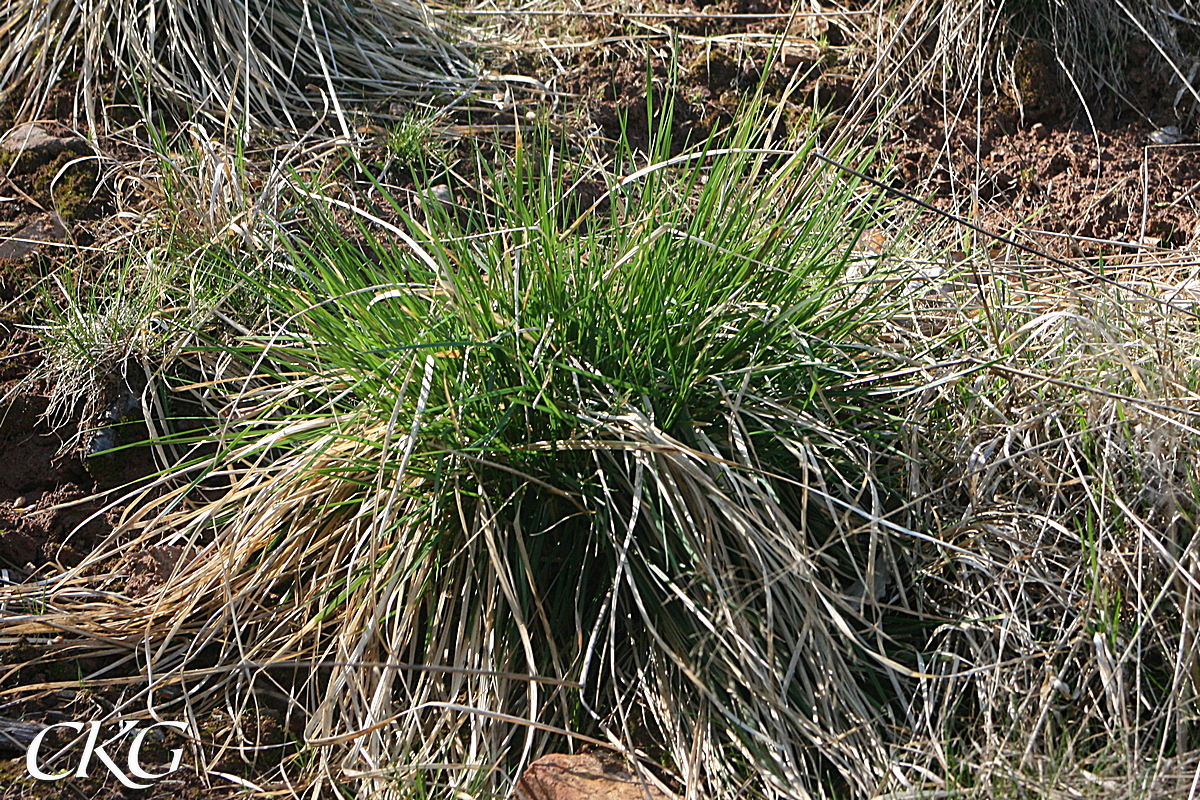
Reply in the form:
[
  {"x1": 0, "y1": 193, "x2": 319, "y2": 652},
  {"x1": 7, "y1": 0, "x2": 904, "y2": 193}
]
[
  {"x1": 514, "y1": 753, "x2": 673, "y2": 800},
  {"x1": 0, "y1": 213, "x2": 68, "y2": 262},
  {"x1": 780, "y1": 41, "x2": 822, "y2": 68},
  {"x1": 83, "y1": 386, "x2": 146, "y2": 485},
  {"x1": 0, "y1": 716, "x2": 47, "y2": 753},
  {"x1": 424, "y1": 183, "x2": 454, "y2": 208},
  {"x1": 1150, "y1": 126, "x2": 1183, "y2": 145},
  {"x1": 0, "y1": 123, "x2": 90, "y2": 172}
]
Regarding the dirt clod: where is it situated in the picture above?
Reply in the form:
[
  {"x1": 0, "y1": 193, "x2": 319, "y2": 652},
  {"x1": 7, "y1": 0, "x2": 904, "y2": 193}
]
[
  {"x1": 0, "y1": 123, "x2": 89, "y2": 170},
  {"x1": 124, "y1": 546, "x2": 184, "y2": 598},
  {"x1": 0, "y1": 213, "x2": 68, "y2": 262},
  {"x1": 515, "y1": 753, "x2": 672, "y2": 800}
]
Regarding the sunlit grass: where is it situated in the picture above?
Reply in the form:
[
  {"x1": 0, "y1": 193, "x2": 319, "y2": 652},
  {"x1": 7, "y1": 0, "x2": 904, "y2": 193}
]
[
  {"x1": 0, "y1": 0, "x2": 477, "y2": 127},
  {"x1": 8, "y1": 103, "x2": 922, "y2": 798}
]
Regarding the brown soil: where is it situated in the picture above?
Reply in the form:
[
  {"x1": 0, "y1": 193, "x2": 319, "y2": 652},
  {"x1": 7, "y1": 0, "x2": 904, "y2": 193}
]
[
  {"x1": 537, "y1": 2, "x2": 1197, "y2": 255},
  {"x1": 542, "y1": 4, "x2": 837, "y2": 155},
  {"x1": 889, "y1": 109, "x2": 1200, "y2": 253}
]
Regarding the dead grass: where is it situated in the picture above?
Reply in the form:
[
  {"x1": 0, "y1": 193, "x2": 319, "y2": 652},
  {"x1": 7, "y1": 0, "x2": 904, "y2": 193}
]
[
  {"x1": 840, "y1": 0, "x2": 1198, "y2": 128},
  {"x1": 0, "y1": 0, "x2": 479, "y2": 130}
]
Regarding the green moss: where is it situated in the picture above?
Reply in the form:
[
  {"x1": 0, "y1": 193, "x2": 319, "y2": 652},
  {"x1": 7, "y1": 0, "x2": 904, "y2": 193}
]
[{"x1": 31, "y1": 150, "x2": 97, "y2": 221}]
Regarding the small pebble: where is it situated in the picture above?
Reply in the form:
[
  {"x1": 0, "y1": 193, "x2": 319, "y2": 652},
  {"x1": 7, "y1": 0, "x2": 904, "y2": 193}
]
[
  {"x1": 1150, "y1": 126, "x2": 1183, "y2": 145},
  {"x1": 424, "y1": 184, "x2": 454, "y2": 208},
  {"x1": 12, "y1": 496, "x2": 26, "y2": 509}
]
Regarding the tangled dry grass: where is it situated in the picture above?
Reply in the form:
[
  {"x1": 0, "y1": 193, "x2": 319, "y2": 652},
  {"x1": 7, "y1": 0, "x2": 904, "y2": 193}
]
[
  {"x1": 0, "y1": 0, "x2": 478, "y2": 129},
  {"x1": 868, "y1": 247, "x2": 1200, "y2": 797},
  {"x1": 843, "y1": 0, "x2": 1199, "y2": 119}
]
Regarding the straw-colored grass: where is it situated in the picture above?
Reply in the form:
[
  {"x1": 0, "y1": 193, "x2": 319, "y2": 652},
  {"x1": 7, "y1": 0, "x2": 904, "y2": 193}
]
[
  {"x1": 0, "y1": 0, "x2": 478, "y2": 129},
  {"x1": 836, "y1": 0, "x2": 1197, "y2": 131},
  {"x1": 869, "y1": 241, "x2": 1200, "y2": 797}
]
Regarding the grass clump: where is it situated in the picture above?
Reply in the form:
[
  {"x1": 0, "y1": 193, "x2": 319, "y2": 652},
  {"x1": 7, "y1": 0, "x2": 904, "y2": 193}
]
[
  {"x1": 7, "y1": 107, "x2": 923, "y2": 798},
  {"x1": 7, "y1": 90, "x2": 1200, "y2": 800},
  {"x1": 133, "y1": 123, "x2": 296, "y2": 254},
  {"x1": 383, "y1": 108, "x2": 447, "y2": 170},
  {"x1": 27, "y1": 259, "x2": 180, "y2": 426},
  {"x1": 0, "y1": 0, "x2": 478, "y2": 128},
  {"x1": 846, "y1": 0, "x2": 1197, "y2": 124}
]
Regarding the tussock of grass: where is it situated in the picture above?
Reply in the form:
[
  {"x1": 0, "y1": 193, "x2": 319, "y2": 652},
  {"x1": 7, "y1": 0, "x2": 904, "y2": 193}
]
[
  {"x1": 3, "y1": 109, "x2": 921, "y2": 798},
  {"x1": 842, "y1": 0, "x2": 1197, "y2": 125},
  {"x1": 6, "y1": 63, "x2": 1200, "y2": 800},
  {"x1": 0, "y1": 0, "x2": 478, "y2": 128}
]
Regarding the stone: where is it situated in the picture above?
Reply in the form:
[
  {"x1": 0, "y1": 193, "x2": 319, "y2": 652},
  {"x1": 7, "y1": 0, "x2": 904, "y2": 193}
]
[
  {"x1": 1150, "y1": 126, "x2": 1183, "y2": 146},
  {"x1": 0, "y1": 716, "x2": 46, "y2": 753},
  {"x1": 781, "y1": 41, "x2": 822, "y2": 68},
  {"x1": 0, "y1": 122, "x2": 88, "y2": 163},
  {"x1": 1012, "y1": 41, "x2": 1064, "y2": 125},
  {"x1": 514, "y1": 753, "x2": 673, "y2": 800},
  {"x1": 0, "y1": 213, "x2": 68, "y2": 262},
  {"x1": 0, "y1": 124, "x2": 90, "y2": 177},
  {"x1": 424, "y1": 183, "x2": 454, "y2": 208}
]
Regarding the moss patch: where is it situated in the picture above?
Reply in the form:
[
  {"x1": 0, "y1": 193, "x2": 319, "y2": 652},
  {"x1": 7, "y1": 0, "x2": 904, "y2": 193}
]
[{"x1": 30, "y1": 151, "x2": 97, "y2": 221}]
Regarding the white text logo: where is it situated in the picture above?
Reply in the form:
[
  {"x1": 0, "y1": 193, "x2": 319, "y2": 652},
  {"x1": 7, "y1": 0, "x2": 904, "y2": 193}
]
[{"x1": 26, "y1": 721, "x2": 188, "y2": 789}]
